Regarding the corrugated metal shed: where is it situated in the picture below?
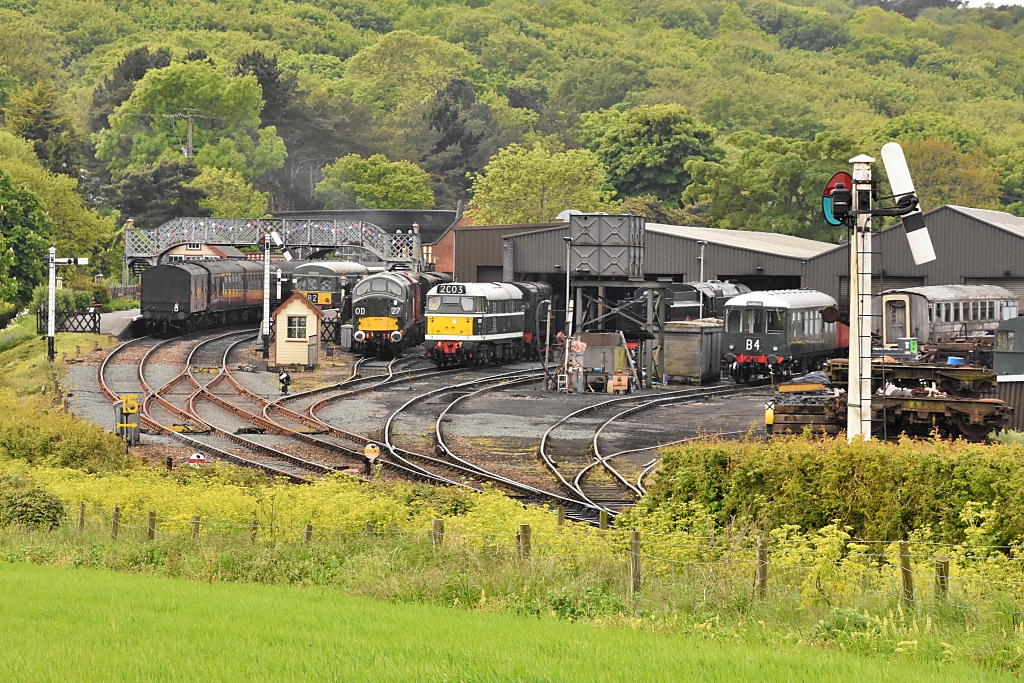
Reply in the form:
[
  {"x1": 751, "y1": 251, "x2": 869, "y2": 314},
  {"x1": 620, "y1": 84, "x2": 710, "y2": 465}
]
[
  {"x1": 804, "y1": 205, "x2": 1024, "y2": 310},
  {"x1": 433, "y1": 223, "x2": 560, "y2": 282},
  {"x1": 647, "y1": 224, "x2": 838, "y2": 260}
]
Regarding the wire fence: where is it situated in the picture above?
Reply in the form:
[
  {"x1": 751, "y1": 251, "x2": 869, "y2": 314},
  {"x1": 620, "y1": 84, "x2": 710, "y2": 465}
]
[{"x1": 17, "y1": 502, "x2": 1024, "y2": 618}]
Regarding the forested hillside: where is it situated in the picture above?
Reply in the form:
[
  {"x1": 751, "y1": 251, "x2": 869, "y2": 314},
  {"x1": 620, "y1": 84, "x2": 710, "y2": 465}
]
[{"x1": 2, "y1": 0, "x2": 1024, "y2": 303}]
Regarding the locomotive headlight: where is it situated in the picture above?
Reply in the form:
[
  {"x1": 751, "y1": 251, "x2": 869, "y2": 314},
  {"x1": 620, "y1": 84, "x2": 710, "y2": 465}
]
[
  {"x1": 772, "y1": 346, "x2": 778, "y2": 352},
  {"x1": 353, "y1": 330, "x2": 366, "y2": 342},
  {"x1": 728, "y1": 344, "x2": 734, "y2": 350},
  {"x1": 390, "y1": 331, "x2": 402, "y2": 343}
]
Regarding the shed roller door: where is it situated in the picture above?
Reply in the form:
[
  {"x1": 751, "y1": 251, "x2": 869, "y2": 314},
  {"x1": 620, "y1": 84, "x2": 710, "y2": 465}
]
[{"x1": 964, "y1": 278, "x2": 1024, "y2": 310}]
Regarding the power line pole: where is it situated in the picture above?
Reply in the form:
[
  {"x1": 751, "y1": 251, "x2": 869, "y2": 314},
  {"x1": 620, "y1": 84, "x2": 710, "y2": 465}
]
[{"x1": 161, "y1": 109, "x2": 205, "y2": 157}]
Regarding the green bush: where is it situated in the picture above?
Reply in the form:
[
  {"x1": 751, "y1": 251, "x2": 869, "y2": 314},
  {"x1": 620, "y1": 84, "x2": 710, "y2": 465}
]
[
  {"x1": 89, "y1": 284, "x2": 110, "y2": 307},
  {"x1": 620, "y1": 436, "x2": 1024, "y2": 544},
  {"x1": 0, "y1": 475, "x2": 66, "y2": 530},
  {"x1": 0, "y1": 408, "x2": 131, "y2": 472},
  {"x1": 29, "y1": 285, "x2": 93, "y2": 313},
  {"x1": 0, "y1": 301, "x2": 16, "y2": 330}
]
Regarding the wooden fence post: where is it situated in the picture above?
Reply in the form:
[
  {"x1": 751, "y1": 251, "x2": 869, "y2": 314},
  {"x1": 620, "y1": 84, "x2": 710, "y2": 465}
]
[
  {"x1": 147, "y1": 511, "x2": 156, "y2": 541},
  {"x1": 304, "y1": 523, "x2": 313, "y2": 544},
  {"x1": 365, "y1": 522, "x2": 375, "y2": 538},
  {"x1": 518, "y1": 524, "x2": 532, "y2": 560},
  {"x1": 77, "y1": 502, "x2": 85, "y2": 533},
  {"x1": 629, "y1": 530, "x2": 642, "y2": 596},
  {"x1": 431, "y1": 519, "x2": 444, "y2": 548},
  {"x1": 935, "y1": 555, "x2": 950, "y2": 599},
  {"x1": 111, "y1": 506, "x2": 120, "y2": 540},
  {"x1": 191, "y1": 516, "x2": 201, "y2": 541},
  {"x1": 755, "y1": 538, "x2": 769, "y2": 601},
  {"x1": 899, "y1": 541, "x2": 914, "y2": 605},
  {"x1": 557, "y1": 506, "x2": 565, "y2": 526},
  {"x1": 166, "y1": 456, "x2": 173, "y2": 471},
  {"x1": 599, "y1": 510, "x2": 608, "y2": 530},
  {"x1": 250, "y1": 520, "x2": 258, "y2": 543}
]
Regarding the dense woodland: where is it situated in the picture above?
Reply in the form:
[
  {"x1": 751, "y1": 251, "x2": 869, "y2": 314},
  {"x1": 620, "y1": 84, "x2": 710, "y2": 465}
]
[{"x1": 2, "y1": 0, "x2": 1024, "y2": 310}]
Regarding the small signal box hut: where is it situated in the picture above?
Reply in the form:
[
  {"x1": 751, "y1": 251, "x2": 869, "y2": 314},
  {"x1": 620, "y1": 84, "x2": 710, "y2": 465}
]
[{"x1": 271, "y1": 292, "x2": 323, "y2": 368}]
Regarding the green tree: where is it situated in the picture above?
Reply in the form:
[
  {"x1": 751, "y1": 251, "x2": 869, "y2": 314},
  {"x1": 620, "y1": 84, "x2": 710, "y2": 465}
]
[
  {"x1": 190, "y1": 167, "x2": 270, "y2": 217},
  {"x1": 4, "y1": 82, "x2": 82, "y2": 175},
  {"x1": 902, "y1": 138, "x2": 999, "y2": 211},
  {"x1": 578, "y1": 105, "x2": 722, "y2": 205},
  {"x1": 0, "y1": 11, "x2": 68, "y2": 84},
  {"x1": 865, "y1": 113, "x2": 985, "y2": 154},
  {"x1": 0, "y1": 169, "x2": 49, "y2": 305},
  {"x1": 344, "y1": 31, "x2": 482, "y2": 119},
  {"x1": 682, "y1": 130, "x2": 855, "y2": 241},
  {"x1": 316, "y1": 154, "x2": 434, "y2": 210},
  {"x1": 466, "y1": 139, "x2": 612, "y2": 224},
  {"x1": 90, "y1": 46, "x2": 172, "y2": 133},
  {"x1": 0, "y1": 134, "x2": 113, "y2": 263},
  {"x1": 107, "y1": 159, "x2": 210, "y2": 230},
  {"x1": 94, "y1": 62, "x2": 285, "y2": 180}
]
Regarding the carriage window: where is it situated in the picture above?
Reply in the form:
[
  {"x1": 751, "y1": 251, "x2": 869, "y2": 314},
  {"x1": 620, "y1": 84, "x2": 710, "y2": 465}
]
[
  {"x1": 461, "y1": 297, "x2": 475, "y2": 312},
  {"x1": 1005, "y1": 302, "x2": 1019, "y2": 320},
  {"x1": 320, "y1": 278, "x2": 332, "y2": 291},
  {"x1": 726, "y1": 309, "x2": 741, "y2": 333},
  {"x1": 997, "y1": 330, "x2": 1015, "y2": 352},
  {"x1": 953, "y1": 303, "x2": 960, "y2": 322},
  {"x1": 427, "y1": 296, "x2": 441, "y2": 311},
  {"x1": 972, "y1": 301, "x2": 979, "y2": 320},
  {"x1": 928, "y1": 305, "x2": 933, "y2": 323},
  {"x1": 943, "y1": 303, "x2": 950, "y2": 322},
  {"x1": 766, "y1": 309, "x2": 784, "y2": 333},
  {"x1": 989, "y1": 302, "x2": 996, "y2": 320},
  {"x1": 371, "y1": 278, "x2": 388, "y2": 292}
]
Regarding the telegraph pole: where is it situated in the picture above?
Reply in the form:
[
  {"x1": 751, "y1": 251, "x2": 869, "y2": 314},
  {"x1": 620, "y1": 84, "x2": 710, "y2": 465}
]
[
  {"x1": 262, "y1": 225, "x2": 271, "y2": 359},
  {"x1": 847, "y1": 155, "x2": 875, "y2": 441}
]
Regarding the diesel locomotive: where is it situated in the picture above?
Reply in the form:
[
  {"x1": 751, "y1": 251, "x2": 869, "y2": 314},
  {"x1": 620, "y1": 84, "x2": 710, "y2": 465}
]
[
  {"x1": 722, "y1": 289, "x2": 840, "y2": 382},
  {"x1": 424, "y1": 281, "x2": 552, "y2": 367},
  {"x1": 351, "y1": 270, "x2": 451, "y2": 357},
  {"x1": 292, "y1": 261, "x2": 369, "y2": 319}
]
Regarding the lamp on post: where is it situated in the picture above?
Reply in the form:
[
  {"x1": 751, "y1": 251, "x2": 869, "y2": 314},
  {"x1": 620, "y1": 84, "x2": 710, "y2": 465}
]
[
  {"x1": 697, "y1": 240, "x2": 708, "y2": 320},
  {"x1": 563, "y1": 236, "x2": 573, "y2": 337}
]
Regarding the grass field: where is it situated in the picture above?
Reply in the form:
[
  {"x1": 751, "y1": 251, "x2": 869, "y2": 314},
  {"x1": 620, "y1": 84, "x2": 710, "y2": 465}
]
[{"x1": 0, "y1": 562, "x2": 1014, "y2": 683}]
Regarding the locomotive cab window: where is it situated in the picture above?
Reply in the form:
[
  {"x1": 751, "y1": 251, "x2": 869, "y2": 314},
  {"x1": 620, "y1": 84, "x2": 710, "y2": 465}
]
[
  {"x1": 725, "y1": 309, "x2": 741, "y2": 333},
  {"x1": 742, "y1": 308, "x2": 765, "y2": 334},
  {"x1": 766, "y1": 309, "x2": 784, "y2": 333},
  {"x1": 371, "y1": 279, "x2": 388, "y2": 293}
]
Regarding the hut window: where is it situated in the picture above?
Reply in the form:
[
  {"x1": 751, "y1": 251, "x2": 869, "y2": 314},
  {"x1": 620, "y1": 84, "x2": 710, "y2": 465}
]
[
  {"x1": 997, "y1": 330, "x2": 1015, "y2": 352},
  {"x1": 287, "y1": 316, "x2": 307, "y2": 339},
  {"x1": 186, "y1": 243, "x2": 201, "y2": 251}
]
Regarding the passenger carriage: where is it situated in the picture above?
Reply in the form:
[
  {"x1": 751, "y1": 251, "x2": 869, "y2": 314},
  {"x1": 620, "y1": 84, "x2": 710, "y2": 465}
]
[
  {"x1": 879, "y1": 285, "x2": 1018, "y2": 347},
  {"x1": 722, "y1": 289, "x2": 839, "y2": 382}
]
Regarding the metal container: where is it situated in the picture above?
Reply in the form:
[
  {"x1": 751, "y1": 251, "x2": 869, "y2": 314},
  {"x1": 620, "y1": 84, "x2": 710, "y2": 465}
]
[
  {"x1": 662, "y1": 321, "x2": 722, "y2": 384},
  {"x1": 997, "y1": 380, "x2": 1024, "y2": 431},
  {"x1": 578, "y1": 332, "x2": 628, "y2": 373},
  {"x1": 339, "y1": 323, "x2": 353, "y2": 351},
  {"x1": 569, "y1": 214, "x2": 645, "y2": 278}
]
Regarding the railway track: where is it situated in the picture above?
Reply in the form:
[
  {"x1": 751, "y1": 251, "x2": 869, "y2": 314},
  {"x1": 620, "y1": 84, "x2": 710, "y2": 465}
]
[
  {"x1": 540, "y1": 383, "x2": 769, "y2": 514},
  {"x1": 380, "y1": 369, "x2": 604, "y2": 521}
]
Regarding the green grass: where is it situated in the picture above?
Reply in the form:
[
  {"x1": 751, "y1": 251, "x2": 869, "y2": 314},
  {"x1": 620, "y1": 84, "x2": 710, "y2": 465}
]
[{"x1": 0, "y1": 562, "x2": 1013, "y2": 683}]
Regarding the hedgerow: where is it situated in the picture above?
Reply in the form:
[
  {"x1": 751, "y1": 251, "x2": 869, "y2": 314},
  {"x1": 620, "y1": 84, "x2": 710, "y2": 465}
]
[{"x1": 619, "y1": 435, "x2": 1024, "y2": 544}]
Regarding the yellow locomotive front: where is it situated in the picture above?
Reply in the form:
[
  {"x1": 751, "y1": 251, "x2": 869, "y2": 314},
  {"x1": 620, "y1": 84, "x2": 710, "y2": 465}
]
[{"x1": 425, "y1": 283, "x2": 525, "y2": 366}]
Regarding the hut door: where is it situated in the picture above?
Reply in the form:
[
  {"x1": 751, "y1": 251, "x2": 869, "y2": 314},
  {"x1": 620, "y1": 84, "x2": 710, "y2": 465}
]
[
  {"x1": 885, "y1": 299, "x2": 906, "y2": 344},
  {"x1": 307, "y1": 336, "x2": 318, "y2": 366}
]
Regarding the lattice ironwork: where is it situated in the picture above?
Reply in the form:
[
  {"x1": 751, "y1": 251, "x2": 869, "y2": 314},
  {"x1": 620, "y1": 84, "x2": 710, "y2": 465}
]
[
  {"x1": 37, "y1": 309, "x2": 101, "y2": 334},
  {"x1": 125, "y1": 218, "x2": 420, "y2": 263},
  {"x1": 267, "y1": 316, "x2": 341, "y2": 345}
]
